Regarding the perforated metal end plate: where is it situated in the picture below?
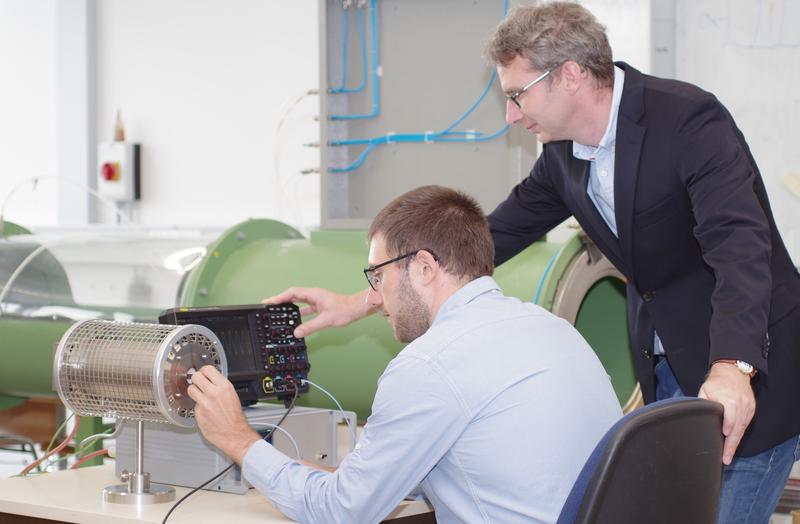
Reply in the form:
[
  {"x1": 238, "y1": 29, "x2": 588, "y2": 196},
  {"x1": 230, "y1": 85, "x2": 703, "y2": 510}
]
[{"x1": 155, "y1": 325, "x2": 227, "y2": 426}]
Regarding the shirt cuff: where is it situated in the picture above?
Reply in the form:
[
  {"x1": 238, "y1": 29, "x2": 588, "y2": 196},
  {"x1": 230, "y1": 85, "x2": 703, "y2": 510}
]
[{"x1": 242, "y1": 439, "x2": 294, "y2": 486}]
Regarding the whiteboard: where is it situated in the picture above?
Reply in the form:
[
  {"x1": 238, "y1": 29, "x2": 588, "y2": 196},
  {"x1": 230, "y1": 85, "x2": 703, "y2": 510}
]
[{"x1": 676, "y1": 0, "x2": 800, "y2": 263}]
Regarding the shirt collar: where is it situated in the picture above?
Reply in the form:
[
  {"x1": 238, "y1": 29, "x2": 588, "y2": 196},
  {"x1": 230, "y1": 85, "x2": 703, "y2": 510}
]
[
  {"x1": 572, "y1": 65, "x2": 625, "y2": 160},
  {"x1": 432, "y1": 275, "x2": 500, "y2": 325}
]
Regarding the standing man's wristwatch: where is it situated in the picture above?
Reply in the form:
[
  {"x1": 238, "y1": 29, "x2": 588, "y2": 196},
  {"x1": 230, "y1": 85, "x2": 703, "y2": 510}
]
[{"x1": 715, "y1": 359, "x2": 757, "y2": 378}]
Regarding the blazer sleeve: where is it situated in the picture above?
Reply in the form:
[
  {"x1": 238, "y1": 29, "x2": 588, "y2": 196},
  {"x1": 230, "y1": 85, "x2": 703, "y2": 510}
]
[
  {"x1": 488, "y1": 149, "x2": 572, "y2": 266},
  {"x1": 675, "y1": 96, "x2": 772, "y2": 373}
]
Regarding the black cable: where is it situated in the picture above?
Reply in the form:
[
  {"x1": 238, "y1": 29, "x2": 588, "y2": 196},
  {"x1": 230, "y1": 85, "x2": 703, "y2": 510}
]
[
  {"x1": 0, "y1": 443, "x2": 38, "y2": 464},
  {"x1": 161, "y1": 386, "x2": 300, "y2": 524}
]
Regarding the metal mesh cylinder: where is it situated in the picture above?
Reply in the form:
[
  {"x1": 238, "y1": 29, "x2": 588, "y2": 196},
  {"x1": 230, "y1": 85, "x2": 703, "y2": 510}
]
[{"x1": 53, "y1": 319, "x2": 227, "y2": 427}]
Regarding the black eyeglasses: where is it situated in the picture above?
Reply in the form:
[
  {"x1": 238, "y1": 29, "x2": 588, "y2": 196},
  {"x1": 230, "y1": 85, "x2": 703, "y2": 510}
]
[
  {"x1": 363, "y1": 249, "x2": 439, "y2": 291},
  {"x1": 507, "y1": 66, "x2": 556, "y2": 109}
]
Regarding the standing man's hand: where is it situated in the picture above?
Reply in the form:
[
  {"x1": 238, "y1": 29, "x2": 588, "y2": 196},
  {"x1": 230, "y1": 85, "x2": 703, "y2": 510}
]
[
  {"x1": 697, "y1": 362, "x2": 756, "y2": 465},
  {"x1": 263, "y1": 287, "x2": 374, "y2": 338},
  {"x1": 187, "y1": 366, "x2": 261, "y2": 464}
]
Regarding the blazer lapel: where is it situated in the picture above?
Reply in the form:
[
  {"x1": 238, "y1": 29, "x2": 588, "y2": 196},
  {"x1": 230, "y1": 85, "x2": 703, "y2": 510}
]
[
  {"x1": 614, "y1": 62, "x2": 647, "y2": 285},
  {"x1": 615, "y1": 121, "x2": 645, "y2": 269},
  {"x1": 566, "y1": 153, "x2": 628, "y2": 275}
]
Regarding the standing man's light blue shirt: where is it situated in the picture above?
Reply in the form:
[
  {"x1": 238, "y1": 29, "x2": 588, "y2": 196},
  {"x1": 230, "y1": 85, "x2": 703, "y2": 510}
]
[
  {"x1": 573, "y1": 66, "x2": 665, "y2": 355},
  {"x1": 572, "y1": 67, "x2": 624, "y2": 236},
  {"x1": 243, "y1": 276, "x2": 621, "y2": 523}
]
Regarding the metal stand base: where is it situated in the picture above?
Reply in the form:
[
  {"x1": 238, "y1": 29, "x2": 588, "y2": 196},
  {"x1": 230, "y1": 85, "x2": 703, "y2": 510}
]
[
  {"x1": 101, "y1": 421, "x2": 175, "y2": 504},
  {"x1": 103, "y1": 483, "x2": 175, "y2": 504}
]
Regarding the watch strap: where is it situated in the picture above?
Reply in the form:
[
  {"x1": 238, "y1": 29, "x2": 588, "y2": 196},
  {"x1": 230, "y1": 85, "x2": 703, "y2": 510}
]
[{"x1": 714, "y1": 359, "x2": 757, "y2": 378}]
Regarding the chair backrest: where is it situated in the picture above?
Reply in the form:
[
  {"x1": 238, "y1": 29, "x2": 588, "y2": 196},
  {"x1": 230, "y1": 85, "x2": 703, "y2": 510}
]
[{"x1": 557, "y1": 397, "x2": 724, "y2": 524}]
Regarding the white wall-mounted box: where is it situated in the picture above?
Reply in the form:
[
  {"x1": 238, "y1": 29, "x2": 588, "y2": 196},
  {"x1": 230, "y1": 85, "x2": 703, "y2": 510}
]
[{"x1": 97, "y1": 142, "x2": 140, "y2": 202}]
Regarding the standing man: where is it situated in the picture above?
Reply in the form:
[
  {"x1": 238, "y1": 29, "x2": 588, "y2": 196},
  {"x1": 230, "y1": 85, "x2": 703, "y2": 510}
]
[
  {"x1": 190, "y1": 186, "x2": 622, "y2": 523},
  {"x1": 271, "y1": 3, "x2": 800, "y2": 522},
  {"x1": 485, "y1": 3, "x2": 800, "y2": 523}
]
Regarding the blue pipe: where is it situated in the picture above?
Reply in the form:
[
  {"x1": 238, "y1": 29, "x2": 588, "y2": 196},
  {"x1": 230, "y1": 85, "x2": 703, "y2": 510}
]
[
  {"x1": 329, "y1": 8, "x2": 367, "y2": 94},
  {"x1": 329, "y1": 0, "x2": 379, "y2": 120},
  {"x1": 329, "y1": 0, "x2": 510, "y2": 171},
  {"x1": 329, "y1": 125, "x2": 509, "y2": 173},
  {"x1": 533, "y1": 252, "x2": 558, "y2": 305}
]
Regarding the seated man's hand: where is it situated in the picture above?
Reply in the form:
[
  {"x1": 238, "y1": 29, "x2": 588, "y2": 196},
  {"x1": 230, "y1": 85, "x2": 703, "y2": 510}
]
[
  {"x1": 263, "y1": 287, "x2": 374, "y2": 338},
  {"x1": 187, "y1": 365, "x2": 261, "y2": 464}
]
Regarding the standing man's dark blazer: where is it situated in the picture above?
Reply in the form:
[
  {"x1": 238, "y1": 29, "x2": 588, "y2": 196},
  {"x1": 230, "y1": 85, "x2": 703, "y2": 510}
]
[{"x1": 488, "y1": 62, "x2": 800, "y2": 457}]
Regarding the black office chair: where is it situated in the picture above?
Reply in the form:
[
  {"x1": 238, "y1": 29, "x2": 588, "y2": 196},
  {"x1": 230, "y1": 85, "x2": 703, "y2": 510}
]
[{"x1": 557, "y1": 397, "x2": 724, "y2": 524}]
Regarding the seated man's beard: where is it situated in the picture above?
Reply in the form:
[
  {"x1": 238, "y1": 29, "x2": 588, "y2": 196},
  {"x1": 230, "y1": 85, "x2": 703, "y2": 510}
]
[{"x1": 393, "y1": 272, "x2": 430, "y2": 343}]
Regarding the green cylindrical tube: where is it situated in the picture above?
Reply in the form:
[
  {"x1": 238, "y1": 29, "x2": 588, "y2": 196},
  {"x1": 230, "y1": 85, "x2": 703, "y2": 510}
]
[{"x1": 0, "y1": 219, "x2": 635, "y2": 420}]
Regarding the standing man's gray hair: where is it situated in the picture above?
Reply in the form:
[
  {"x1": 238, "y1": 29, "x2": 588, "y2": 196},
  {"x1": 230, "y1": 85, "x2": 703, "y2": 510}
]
[{"x1": 485, "y1": 1, "x2": 615, "y2": 88}]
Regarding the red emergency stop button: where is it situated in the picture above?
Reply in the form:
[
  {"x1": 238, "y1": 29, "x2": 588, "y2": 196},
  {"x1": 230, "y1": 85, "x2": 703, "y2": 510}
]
[{"x1": 101, "y1": 162, "x2": 120, "y2": 181}]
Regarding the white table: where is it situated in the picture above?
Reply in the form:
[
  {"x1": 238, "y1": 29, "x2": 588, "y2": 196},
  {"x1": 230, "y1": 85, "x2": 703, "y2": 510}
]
[{"x1": 0, "y1": 464, "x2": 434, "y2": 523}]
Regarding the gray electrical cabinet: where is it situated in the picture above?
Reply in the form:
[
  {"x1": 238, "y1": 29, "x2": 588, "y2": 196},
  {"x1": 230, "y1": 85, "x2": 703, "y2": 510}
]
[{"x1": 320, "y1": 0, "x2": 538, "y2": 228}]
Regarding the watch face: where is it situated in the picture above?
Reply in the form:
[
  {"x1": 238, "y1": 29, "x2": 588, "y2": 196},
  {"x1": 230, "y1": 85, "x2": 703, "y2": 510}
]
[{"x1": 736, "y1": 360, "x2": 754, "y2": 374}]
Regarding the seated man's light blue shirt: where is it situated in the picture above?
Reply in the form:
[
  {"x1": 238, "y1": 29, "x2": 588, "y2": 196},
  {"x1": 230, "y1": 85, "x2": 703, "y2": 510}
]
[
  {"x1": 573, "y1": 66, "x2": 665, "y2": 355},
  {"x1": 243, "y1": 276, "x2": 622, "y2": 523}
]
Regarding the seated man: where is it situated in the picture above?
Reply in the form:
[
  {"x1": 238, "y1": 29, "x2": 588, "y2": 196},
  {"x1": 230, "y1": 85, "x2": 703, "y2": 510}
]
[{"x1": 188, "y1": 185, "x2": 622, "y2": 524}]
